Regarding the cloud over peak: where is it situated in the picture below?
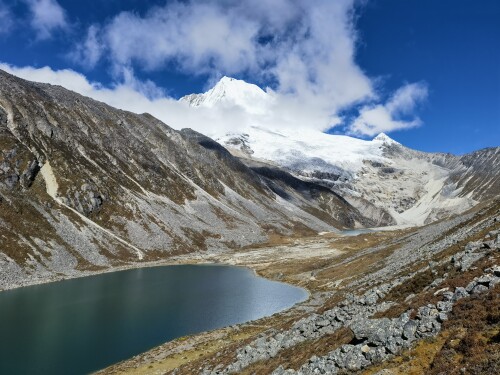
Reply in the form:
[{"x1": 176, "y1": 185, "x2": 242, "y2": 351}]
[
  {"x1": 2, "y1": 0, "x2": 429, "y2": 138},
  {"x1": 72, "y1": 0, "x2": 374, "y2": 127}
]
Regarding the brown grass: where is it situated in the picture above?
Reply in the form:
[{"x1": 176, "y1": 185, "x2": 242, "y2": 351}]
[
  {"x1": 428, "y1": 284, "x2": 500, "y2": 375},
  {"x1": 374, "y1": 244, "x2": 500, "y2": 320}
]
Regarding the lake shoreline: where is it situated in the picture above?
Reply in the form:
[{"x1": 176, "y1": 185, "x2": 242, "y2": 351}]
[
  {"x1": 0, "y1": 249, "x2": 313, "y2": 299},
  {"x1": 2, "y1": 228, "x2": 408, "y2": 375},
  {"x1": 0, "y1": 263, "x2": 308, "y2": 375},
  {"x1": 94, "y1": 226, "x2": 415, "y2": 374},
  {"x1": 0, "y1": 225, "x2": 402, "y2": 293}
]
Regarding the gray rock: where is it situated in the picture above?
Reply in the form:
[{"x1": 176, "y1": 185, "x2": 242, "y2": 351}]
[
  {"x1": 465, "y1": 280, "x2": 478, "y2": 293},
  {"x1": 452, "y1": 287, "x2": 469, "y2": 301},
  {"x1": 476, "y1": 274, "x2": 496, "y2": 286},
  {"x1": 437, "y1": 300, "x2": 453, "y2": 313},
  {"x1": 350, "y1": 318, "x2": 393, "y2": 345},
  {"x1": 437, "y1": 312, "x2": 448, "y2": 322},
  {"x1": 402, "y1": 320, "x2": 418, "y2": 340},
  {"x1": 416, "y1": 319, "x2": 432, "y2": 335},
  {"x1": 385, "y1": 336, "x2": 404, "y2": 354},
  {"x1": 315, "y1": 319, "x2": 330, "y2": 328},
  {"x1": 364, "y1": 346, "x2": 388, "y2": 363},
  {"x1": 416, "y1": 305, "x2": 439, "y2": 319},
  {"x1": 337, "y1": 345, "x2": 369, "y2": 370},
  {"x1": 442, "y1": 291, "x2": 454, "y2": 301},
  {"x1": 318, "y1": 325, "x2": 336, "y2": 335},
  {"x1": 471, "y1": 284, "x2": 489, "y2": 294}
]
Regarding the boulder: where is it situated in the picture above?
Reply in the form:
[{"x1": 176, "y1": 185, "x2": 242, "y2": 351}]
[
  {"x1": 465, "y1": 280, "x2": 478, "y2": 293},
  {"x1": 476, "y1": 274, "x2": 496, "y2": 286},
  {"x1": 338, "y1": 345, "x2": 370, "y2": 370},
  {"x1": 437, "y1": 300, "x2": 453, "y2": 313},
  {"x1": 402, "y1": 320, "x2": 418, "y2": 340},
  {"x1": 471, "y1": 284, "x2": 489, "y2": 295},
  {"x1": 364, "y1": 346, "x2": 388, "y2": 363},
  {"x1": 350, "y1": 318, "x2": 393, "y2": 346}
]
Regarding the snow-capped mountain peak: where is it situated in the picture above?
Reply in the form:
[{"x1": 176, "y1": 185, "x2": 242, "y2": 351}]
[
  {"x1": 373, "y1": 132, "x2": 400, "y2": 145},
  {"x1": 179, "y1": 77, "x2": 498, "y2": 227},
  {"x1": 180, "y1": 76, "x2": 270, "y2": 111},
  {"x1": 215, "y1": 125, "x2": 488, "y2": 227},
  {"x1": 215, "y1": 126, "x2": 387, "y2": 178}
]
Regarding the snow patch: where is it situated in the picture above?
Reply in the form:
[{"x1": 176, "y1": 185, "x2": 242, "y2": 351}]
[
  {"x1": 40, "y1": 162, "x2": 59, "y2": 198},
  {"x1": 216, "y1": 126, "x2": 387, "y2": 176}
]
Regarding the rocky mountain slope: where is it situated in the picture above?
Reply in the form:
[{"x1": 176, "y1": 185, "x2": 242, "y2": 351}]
[
  {"x1": 182, "y1": 77, "x2": 500, "y2": 226},
  {"x1": 101, "y1": 196, "x2": 500, "y2": 375},
  {"x1": 0, "y1": 70, "x2": 372, "y2": 290}
]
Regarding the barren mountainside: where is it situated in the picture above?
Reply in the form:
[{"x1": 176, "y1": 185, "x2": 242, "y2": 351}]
[{"x1": 0, "y1": 70, "x2": 370, "y2": 289}]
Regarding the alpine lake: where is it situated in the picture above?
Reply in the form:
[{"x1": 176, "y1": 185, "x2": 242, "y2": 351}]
[{"x1": 0, "y1": 264, "x2": 307, "y2": 374}]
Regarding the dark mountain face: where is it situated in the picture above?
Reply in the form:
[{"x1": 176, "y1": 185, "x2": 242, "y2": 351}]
[
  {"x1": 0, "y1": 70, "x2": 369, "y2": 289},
  {"x1": 453, "y1": 147, "x2": 500, "y2": 201}
]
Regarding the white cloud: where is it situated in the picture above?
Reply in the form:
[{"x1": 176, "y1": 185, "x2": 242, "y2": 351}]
[
  {"x1": 0, "y1": 1, "x2": 14, "y2": 35},
  {"x1": 2, "y1": 0, "x2": 429, "y2": 138},
  {"x1": 348, "y1": 82, "x2": 428, "y2": 136},
  {"x1": 0, "y1": 64, "x2": 97, "y2": 93},
  {"x1": 0, "y1": 63, "x2": 428, "y2": 139},
  {"x1": 69, "y1": 25, "x2": 102, "y2": 68},
  {"x1": 72, "y1": 0, "x2": 374, "y2": 130},
  {"x1": 25, "y1": 0, "x2": 68, "y2": 40},
  {"x1": 0, "y1": 63, "x2": 265, "y2": 135},
  {"x1": 76, "y1": 2, "x2": 259, "y2": 76}
]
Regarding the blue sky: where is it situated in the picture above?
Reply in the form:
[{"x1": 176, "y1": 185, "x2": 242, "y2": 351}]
[
  {"x1": 355, "y1": 0, "x2": 500, "y2": 153},
  {"x1": 0, "y1": 0, "x2": 498, "y2": 154}
]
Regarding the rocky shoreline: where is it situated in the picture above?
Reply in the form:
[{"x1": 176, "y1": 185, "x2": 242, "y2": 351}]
[
  {"x1": 274, "y1": 260, "x2": 499, "y2": 374},
  {"x1": 192, "y1": 208, "x2": 500, "y2": 375}
]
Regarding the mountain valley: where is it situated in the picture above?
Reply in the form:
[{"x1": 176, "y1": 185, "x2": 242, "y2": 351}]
[{"x1": 0, "y1": 71, "x2": 499, "y2": 375}]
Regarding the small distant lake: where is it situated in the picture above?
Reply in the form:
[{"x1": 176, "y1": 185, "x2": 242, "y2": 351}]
[
  {"x1": 340, "y1": 228, "x2": 376, "y2": 236},
  {"x1": 0, "y1": 265, "x2": 307, "y2": 375}
]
